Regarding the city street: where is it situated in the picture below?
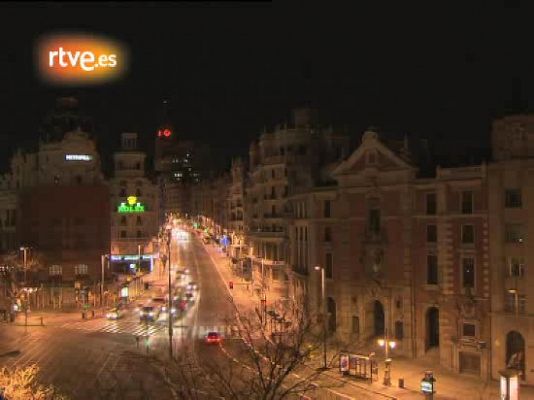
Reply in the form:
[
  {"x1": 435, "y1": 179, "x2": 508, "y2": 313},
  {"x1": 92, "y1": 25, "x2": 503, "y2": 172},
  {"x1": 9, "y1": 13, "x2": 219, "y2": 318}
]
[{"x1": 0, "y1": 227, "x2": 262, "y2": 399}]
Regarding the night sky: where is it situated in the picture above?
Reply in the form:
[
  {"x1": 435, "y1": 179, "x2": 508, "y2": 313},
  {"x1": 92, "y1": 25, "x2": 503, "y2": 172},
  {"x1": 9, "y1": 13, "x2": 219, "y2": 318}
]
[{"x1": 0, "y1": 2, "x2": 531, "y2": 173}]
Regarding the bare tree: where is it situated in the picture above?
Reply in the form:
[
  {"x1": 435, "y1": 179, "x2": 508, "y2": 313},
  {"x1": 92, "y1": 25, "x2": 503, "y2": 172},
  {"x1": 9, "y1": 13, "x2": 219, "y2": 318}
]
[{"x1": 159, "y1": 294, "x2": 338, "y2": 400}]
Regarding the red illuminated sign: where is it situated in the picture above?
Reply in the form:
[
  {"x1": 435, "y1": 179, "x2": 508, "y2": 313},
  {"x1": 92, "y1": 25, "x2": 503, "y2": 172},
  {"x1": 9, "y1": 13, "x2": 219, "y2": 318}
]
[{"x1": 157, "y1": 128, "x2": 172, "y2": 137}]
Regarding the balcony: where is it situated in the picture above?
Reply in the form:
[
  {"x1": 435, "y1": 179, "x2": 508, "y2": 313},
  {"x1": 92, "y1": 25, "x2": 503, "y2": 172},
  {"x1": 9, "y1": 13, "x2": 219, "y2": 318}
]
[
  {"x1": 263, "y1": 213, "x2": 283, "y2": 219},
  {"x1": 263, "y1": 155, "x2": 285, "y2": 165}
]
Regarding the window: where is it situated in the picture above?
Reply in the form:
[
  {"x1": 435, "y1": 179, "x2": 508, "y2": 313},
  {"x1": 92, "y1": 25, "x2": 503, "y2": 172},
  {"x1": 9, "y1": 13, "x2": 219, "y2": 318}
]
[
  {"x1": 325, "y1": 253, "x2": 333, "y2": 279},
  {"x1": 284, "y1": 186, "x2": 288, "y2": 197},
  {"x1": 75, "y1": 175, "x2": 82, "y2": 185},
  {"x1": 54, "y1": 175, "x2": 60, "y2": 185},
  {"x1": 272, "y1": 169, "x2": 275, "y2": 178},
  {"x1": 271, "y1": 187, "x2": 276, "y2": 199},
  {"x1": 462, "y1": 257, "x2": 475, "y2": 289},
  {"x1": 427, "y1": 225, "x2": 437, "y2": 243},
  {"x1": 136, "y1": 216, "x2": 142, "y2": 226},
  {"x1": 461, "y1": 191, "x2": 473, "y2": 214},
  {"x1": 462, "y1": 323, "x2": 476, "y2": 338},
  {"x1": 461, "y1": 225, "x2": 474, "y2": 244},
  {"x1": 368, "y1": 151, "x2": 377, "y2": 165},
  {"x1": 136, "y1": 188, "x2": 142, "y2": 197},
  {"x1": 272, "y1": 267, "x2": 280, "y2": 281},
  {"x1": 352, "y1": 316, "x2": 360, "y2": 334},
  {"x1": 49, "y1": 265, "x2": 62, "y2": 276},
  {"x1": 505, "y1": 189, "x2": 522, "y2": 208},
  {"x1": 298, "y1": 145, "x2": 307, "y2": 155},
  {"x1": 120, "y1": 188, "x2": 126, "y2": 197},
  {"x1": 136, "y1": 230, "x2": 142, "y2": 238},
  {"x1": 505, "y1": 224, "x2": 524, "y2": 243},
  {"x1": 120, "y1": 216, "x2": 127, "y2": 226},
  {"x1": 74, "y1": 264, "x2": 88, "y2": 275},
  {"x1": 427, "y1": 255, "x2": 438, "y2": 285},
  {"x1": 324, "y1": 227, "x2": 332, "y2": 242},
  {"x1": 324, "y1": 200, "x2": 331, "y2": 218},
  {"x1": 426, "y1": 193, "x2": 437, "y2": 215},
  {"x1": 369, "y1": 209, "x2": 380, "y2": 234},
  {"x1": 505, "y1": 292, "x2": 527, "y2": 314},
  {"x1": 120, "y1": 230, "x2": 126, "y2": 238},
  {"x1": 509, "y1": 257, "x2": 525, "y2": 277},
  {"x1": 395, "y1": 321, "x2": 404, "y2": 340},
  {"x1": 135, "y1": 162, "x2": 141, "y2": 170}
]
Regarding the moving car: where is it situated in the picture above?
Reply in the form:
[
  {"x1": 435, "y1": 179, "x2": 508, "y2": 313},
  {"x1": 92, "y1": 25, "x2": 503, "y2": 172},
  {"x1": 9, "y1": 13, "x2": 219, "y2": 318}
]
[
  {"x1": 184, "y1": 291, "x2": 195, "y2": 302},
  {"x1": 106, "y1": 307, "x2": 122, "y2": 320},
  {"x1": 205, "y1": 331, "x2": 222, "y2": 344},
  {"x1": 139, "y1": 306, "x2": 158, "y2": 322}
]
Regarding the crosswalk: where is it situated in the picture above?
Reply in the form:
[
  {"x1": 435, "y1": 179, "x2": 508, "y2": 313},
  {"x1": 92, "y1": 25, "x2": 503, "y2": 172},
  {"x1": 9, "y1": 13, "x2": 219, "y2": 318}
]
[{"x1": 60, "y1": 319, "x2": 164, "y2": 336}]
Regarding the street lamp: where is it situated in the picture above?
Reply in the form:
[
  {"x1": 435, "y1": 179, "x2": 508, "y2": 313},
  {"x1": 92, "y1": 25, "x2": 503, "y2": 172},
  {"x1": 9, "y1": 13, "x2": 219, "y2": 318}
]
[
  {"x1": 101, "y1": 254, "x2": 109, "y2": 307},
  {"x1": 20, "y1": 246, "x2": 30, "y2": 283},
  {"x1": 314, "y1": 265, "x2": 328, "y2": 370},
  {"x1": 166, "y1": 226, "x2": 173, "y2": 360},
  {"x1": 377, "y1": 330, "x2": 396, "y2": 386}
]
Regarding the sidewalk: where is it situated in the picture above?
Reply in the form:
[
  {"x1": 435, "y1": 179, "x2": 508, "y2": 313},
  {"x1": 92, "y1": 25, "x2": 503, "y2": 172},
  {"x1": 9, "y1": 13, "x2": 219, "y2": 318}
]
[{"x1": 200, "y1": 236, "x2": 534, "y2": 400}]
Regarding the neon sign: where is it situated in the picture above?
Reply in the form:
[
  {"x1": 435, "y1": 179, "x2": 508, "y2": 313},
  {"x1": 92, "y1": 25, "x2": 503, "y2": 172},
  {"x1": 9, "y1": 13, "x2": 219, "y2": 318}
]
[
  {"x1": 117, "y1": 195, "x2": 145, "y2": 213},
  {"x1": 65, "y1": 154, "x2": 92, "y2": 161},
  {"x1": 157, "y1": 128, "x2": 172, "y2": 137}
]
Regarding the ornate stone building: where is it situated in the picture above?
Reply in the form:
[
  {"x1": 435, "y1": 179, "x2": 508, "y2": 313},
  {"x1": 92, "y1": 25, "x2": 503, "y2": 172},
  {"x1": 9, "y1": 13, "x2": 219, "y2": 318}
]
[
  {"x1": 245, "y1": 107, "x2": 349, "y2": 307},
  {"x1": 289, "y1": 129, "x2": 491, "y2": 378},
  {"x1": 489, "y1": 115, "x2": 534, "y2": 384},
  {"x1": 109, "y1": 133, "x2": 159, "y2": 273}
]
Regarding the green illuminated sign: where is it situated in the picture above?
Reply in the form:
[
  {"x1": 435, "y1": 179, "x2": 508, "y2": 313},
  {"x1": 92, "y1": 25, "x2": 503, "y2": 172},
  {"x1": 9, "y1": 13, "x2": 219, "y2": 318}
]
[{"x1": 118, "y1": 196, "x2": 146, "y2": 213}]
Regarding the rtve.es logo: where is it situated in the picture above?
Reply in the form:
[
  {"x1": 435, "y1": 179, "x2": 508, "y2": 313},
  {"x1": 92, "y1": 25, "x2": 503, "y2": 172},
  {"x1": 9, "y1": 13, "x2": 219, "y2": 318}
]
[{"x1": 35, "y1": 33, "x2": 128, "y2": 85}]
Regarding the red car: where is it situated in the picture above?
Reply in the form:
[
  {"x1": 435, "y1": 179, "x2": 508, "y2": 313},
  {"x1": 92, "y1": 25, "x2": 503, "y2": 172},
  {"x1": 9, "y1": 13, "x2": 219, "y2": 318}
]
[{"x1": 205, "y1": 331, "x2": 222, "y2": 344}]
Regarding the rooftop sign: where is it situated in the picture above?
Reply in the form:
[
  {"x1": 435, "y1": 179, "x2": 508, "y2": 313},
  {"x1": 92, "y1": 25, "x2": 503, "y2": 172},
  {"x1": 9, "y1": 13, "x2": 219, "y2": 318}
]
[
  {"x1": 65, "y1": 154, "x2": 93, "y2": 161},
  {"x1": 117, "y1": 195, "x2": 145, "y2": 213}
]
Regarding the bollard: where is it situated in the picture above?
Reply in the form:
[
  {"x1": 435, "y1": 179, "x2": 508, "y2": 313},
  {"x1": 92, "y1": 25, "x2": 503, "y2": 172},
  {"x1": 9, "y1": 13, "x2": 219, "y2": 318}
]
[
  {"x1": 82, "y1": 312, "x2": 86, "y2": 319},
  {"x1": 398, "y1": 378, "x2": 404, "y2": 388},
  {"x1": 40, "y1": 316, "x2": 44, "y2": 326}
]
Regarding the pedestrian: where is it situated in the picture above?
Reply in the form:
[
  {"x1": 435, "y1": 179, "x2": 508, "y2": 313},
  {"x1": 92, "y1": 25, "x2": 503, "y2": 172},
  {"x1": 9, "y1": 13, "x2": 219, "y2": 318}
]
[{"x1": 135, "y1": 335, "x2": 140, "y2": 348}]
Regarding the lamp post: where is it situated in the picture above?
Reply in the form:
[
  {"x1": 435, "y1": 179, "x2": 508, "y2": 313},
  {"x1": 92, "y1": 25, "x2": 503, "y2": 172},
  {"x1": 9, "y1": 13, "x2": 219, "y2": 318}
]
[
  {"x1": 166, "y1": 225, "x2": 173, "y2": 360},
  {"x1": 314, "y1": 265, "x2": 328, "y2": 370},
  {"x1": 377, "y1": 330, "x2": 396, "y2": 386},
  {"x1": 101, "y1": 254, "x2": 108, "y2": 307},
  {"x1": 20, "y1": 247, "x2": 29, "y2": 283}
]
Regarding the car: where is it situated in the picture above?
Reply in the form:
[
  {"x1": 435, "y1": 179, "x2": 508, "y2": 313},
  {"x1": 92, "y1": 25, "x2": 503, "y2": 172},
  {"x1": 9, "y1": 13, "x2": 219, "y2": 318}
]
[
  {"x1": 184, "y1": 291, "x2": 195, "y2": 302},
  {"x1": 205, "y1": 331, "x2": 222, "y2": 344},
  {"x1": 187, "y1": 282, "x2": 198, "y2": 291},
  {"x1": 106, "y1": 307, "x2": 122, "y2": 320},
  {"x1": 139, "y1": 306, "x2": 158, "y2": 322},
  {"x1": 151, "y1": 297, "x2": 166, "y2": 305}
]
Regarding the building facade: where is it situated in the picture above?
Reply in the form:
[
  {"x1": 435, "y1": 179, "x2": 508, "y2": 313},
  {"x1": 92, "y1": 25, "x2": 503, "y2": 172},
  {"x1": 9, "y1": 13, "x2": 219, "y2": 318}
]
[
  {"x1": 288, "y1": 129, "x2": 491, "y2": 378},
  {"x1": 489, "y1": 115, "x2": 534, "y2": 384},
  {"x1": 245, "y1": 107, "x2": 349, "y2": 309},
  {"x1": 1, "y1": 128, "x2": 111, "y2": 283},
  {"x1": 110, "y1": 133, "x2": 159, "y2": 274}
]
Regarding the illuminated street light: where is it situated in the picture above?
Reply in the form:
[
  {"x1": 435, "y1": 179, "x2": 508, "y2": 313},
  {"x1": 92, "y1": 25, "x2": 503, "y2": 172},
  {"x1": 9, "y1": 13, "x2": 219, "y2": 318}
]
[
  {"x1": 377, "y1": 331, "x2": 396, "y2": 386},
  {"x1": 19, "y1": 246, "x2": 30, "y2": 283},
  {"x1": 314, "y1": 265, "x2": 328, "y2": 370}
]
